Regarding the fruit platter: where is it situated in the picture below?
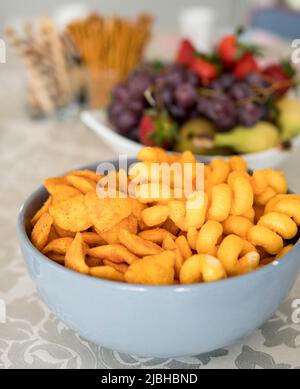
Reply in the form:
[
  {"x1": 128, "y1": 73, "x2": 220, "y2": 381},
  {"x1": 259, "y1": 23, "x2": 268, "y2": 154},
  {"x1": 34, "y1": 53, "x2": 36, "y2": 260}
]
[{"x1": 82, "y1": 30, "x2": 300, "y2": 168}]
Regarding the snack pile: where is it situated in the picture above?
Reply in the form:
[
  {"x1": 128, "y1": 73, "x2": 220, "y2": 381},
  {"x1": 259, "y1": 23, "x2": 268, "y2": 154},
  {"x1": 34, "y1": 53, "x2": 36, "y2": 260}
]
[{"x1": 29, "y1": 147, "x2": 299, "y2": 285}]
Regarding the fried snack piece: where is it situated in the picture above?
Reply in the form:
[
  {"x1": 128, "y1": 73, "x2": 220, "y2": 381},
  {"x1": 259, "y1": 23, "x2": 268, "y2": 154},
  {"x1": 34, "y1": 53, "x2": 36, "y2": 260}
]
[
  {"x1": 258, "y1": 212, "x2": 297, "y2": 240},
  {"x1": 196, "y1": 220, "x2": 223, "y2": 255},
  {"x1": 119, "y1": 229, "x2": 163, "y2": 256},
  {"x1": 186, "y1": 191, "x2": 208, "y2": 229},
  {"x1": 125, "y1": 251, "x2": 175, "y2": 285},
  {"x1": 228, "y1": 172, "x2": 254, "y2": 216},
  {"x1": 65, "y1": 232, "x2": 89, "y2": 275},
  {"x1": 138, "y1": 228, "x2": 176, "y2": 244},
  {"x1": 207, "y1": 184, "x2": 232, "y2": 222},
  {"x1": 264, "y1": 194, "x2": 300, "y2": 213},
  {"x1": 161, "y1": 218, "x2": 180, "y2": 236},
  {"x1": 103, "y1": 260, "x2": 129, "y2": 274},
  {"x1": 84, "y1": 192, "x2": 133, "y2": 233},
  {"x1": 48, "y1": 225, "x2": 59, "y2": 242},
  {"x1": 31, "y1": 212, "x2": 53, "y2": 251},
  {"x1": 47, "y1": 253, "x2": 65, "y2": 265},
  {"x1": 175, "y1": 235, "x2": 193, "y2": 261},
  {"x1": 44, "y1": 177, "x2": 67, "y2": 194},
  {"x1": 248, "y1": 225, "x2": 283, "y2": 255},
  {"x1": 168, "y1": 200, "x2": 186, "y2": 224},
  {"x1": 273, "y1": 198, "x2": 300, "y2": 225},
  {"x1": 179, "y1": 255, "x2": 204, "y2": 284},
  {"x1": 42, "y1": 237, "x2": 73, "y2": 255},
  {"x1": 90, "y1": 266, "x2": 125, "y2": 282},
  {"x1": 162, "y1": 235, "x2": 184, "y2": 277},
  {"x1": 81, "y1": 231, "x2": 106, "y2": 247},
  {"x1": 85, "y1": 256, "x2": 103, "y2": 267},
  {"x1": 101, "y1": 214, "x2": 138, "y2": 244},
  {"x1": 142, "y1": 205, "x2": 170, "y2": 227},
  {"x1": 31, "y1": 197, "x2": 52, "y2": 226},
  {"x1": 229, "y1": 156, "x2": 248, "y2": 172},
  {"x1": 49, "y1": 195, "x2": 92, "y2": 232},
  {"x1": 223, "y1": 216, "x2": 253, "y2": 239},
  {"x1": 68, "y1": 169, "x2": 100, "y2": 182},
  {"x1": 87, "y1": 244, "x2": 139, "y2": 265},
  {"x1": 210, "y1": 159, "x2": 231, "y2": 185},
  {"x1": 65, "y1": 174, "x2": 96, "y2": 194},
  {"x1": 51, "y1": 185, "x2": 82, "y2": 205},
  {"x1": 187, "y1": 227, "x2": 198, "y2": 251},
  {"x1": 201, "y1": 255, "x2": 227, "y2": 282},
  {"x1": 53, "y1": 223, "x2": 76, "y2": 238},
  {"x1": 217, "y1": 234, "x2": 244, "y2": 272},
  {"x1": 255, "y1": 187, "x2": 276, "y2": 207},
  {"x1": 229, "y1": 252, "x2": 260, "y2": 276}
]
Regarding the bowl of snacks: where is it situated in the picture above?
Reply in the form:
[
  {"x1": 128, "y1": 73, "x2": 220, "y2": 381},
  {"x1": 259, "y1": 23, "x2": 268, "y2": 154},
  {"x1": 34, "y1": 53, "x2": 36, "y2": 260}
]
[
  {"x1": 82, "y1": 31, "x2": 300, "y2": 169},
  {"x1": 17, "y1": 147, "x2": 300, "y2": 357}
]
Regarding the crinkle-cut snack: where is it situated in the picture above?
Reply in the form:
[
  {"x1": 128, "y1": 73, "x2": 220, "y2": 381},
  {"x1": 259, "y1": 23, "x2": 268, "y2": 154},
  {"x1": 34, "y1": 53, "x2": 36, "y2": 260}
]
[
  {"x1": 31, "y1": 212, "x2": 53, "y2": 251},
  {"x1": 65, "y1": 174, "x2": 96, "y2": 194},
  {"x1": 51, "y1": 184, "x2": 82, "y2": 205},
  {"x1": 87, "y1": 244, "x2": 139, "y2": 265},
  {"x1": 125, "y1": 251, "x2": 175, "y2": 285},
  {"x1": 31, "y1": 197, "x2": 52, "y2": 226},
  {"x1": 49, "y1": 195, "x2": 92, "y2": 232},
  {"x1": 28, "y1": 147, "x2": 299, "y2": 285},
  {"x1": 65, "y1": 232, "x2": 89, "y2": 275},
  {"x1": 101, "y1": 215, "x2": 138, "y2": 245},
  {"x1": 119, "y1": 229, "x2": 163, "y2": 256},
  {"x1": 42, "y1": 237, "x2": 73, "y2": 256},
  {"x1": 84, "y1": 192, "x2": 134, "y2": 233}
]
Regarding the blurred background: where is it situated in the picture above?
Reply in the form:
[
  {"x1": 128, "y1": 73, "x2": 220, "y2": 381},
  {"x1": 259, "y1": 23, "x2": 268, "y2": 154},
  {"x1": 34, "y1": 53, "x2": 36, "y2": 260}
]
[
  {"x1": 1, "y1": 0, "x2": 300, "y2": 158},
  {"x1": 0, "y1": 0, "x2": 253, "y2": 34}
]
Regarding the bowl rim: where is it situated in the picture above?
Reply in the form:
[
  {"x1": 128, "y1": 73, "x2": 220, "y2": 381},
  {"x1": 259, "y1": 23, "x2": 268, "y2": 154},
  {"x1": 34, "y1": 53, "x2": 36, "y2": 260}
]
[
  {"x1": 81, "y1": 109, "x2": 300, "y2": 160},
  {"x1": 17, "y1": 160, "x2": 300, "y2": 293}
]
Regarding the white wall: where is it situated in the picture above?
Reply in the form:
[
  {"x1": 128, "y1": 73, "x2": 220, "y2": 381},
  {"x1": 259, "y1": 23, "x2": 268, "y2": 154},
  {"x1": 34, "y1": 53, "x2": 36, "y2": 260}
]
[{"x1": 0, "y1": 0, "x2": 254, "y2": 33}]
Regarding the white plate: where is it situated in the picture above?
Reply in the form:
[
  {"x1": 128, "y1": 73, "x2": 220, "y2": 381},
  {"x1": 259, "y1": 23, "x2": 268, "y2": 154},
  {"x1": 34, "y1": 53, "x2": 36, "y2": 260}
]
[{"x1": 81, "y1": 109, "x2": 300, "y2": 170}]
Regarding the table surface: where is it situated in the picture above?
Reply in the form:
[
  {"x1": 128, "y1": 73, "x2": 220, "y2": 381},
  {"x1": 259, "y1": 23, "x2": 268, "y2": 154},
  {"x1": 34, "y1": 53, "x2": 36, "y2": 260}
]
[{"x1": 1, "y1": 63, "x2": 300, "y2": 370}]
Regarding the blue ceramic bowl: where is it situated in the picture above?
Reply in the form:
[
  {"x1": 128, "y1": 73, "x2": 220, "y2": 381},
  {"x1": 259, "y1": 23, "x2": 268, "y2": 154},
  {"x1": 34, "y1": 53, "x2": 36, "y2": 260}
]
[{"x1": 17, "y1": 161, "x2": 300, "y2": 358}]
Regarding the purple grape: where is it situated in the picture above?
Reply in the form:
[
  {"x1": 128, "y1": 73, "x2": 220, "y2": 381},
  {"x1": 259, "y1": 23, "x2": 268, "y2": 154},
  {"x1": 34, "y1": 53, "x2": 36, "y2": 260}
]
[
  {"x1": 230, "y1": 81, "x2": 252, "y2": 100},
  {"x1": 127, "y1": 99, "x2": 145, "y2": 114},
  {"x1": 218, "y1": 73, "x2": 235, "y2": 90},
  {"x1": 206, "y1": 97, "x2": 237, "y2": 131},
  {"x1": 185, "y1": 69, "x2": 199, "y2": 86},
  {"x1": 128, "y1": 72, "x2": 153, "y2": 100},
  {"x1": 112, "y1": 83, "x2": 130, "y2": 102},
  {"x1": 115, "y1": 110, "x2": 139, "y2": 134},
  {"x1": 163, "y1": 65, "x2": 186, "y2": 88},
  {"x1": 154, "y1": 73, "x2": 166, "y2": 88},
  {"x1": 174, "y1": 83, "x2": 197, "y2": 109},
  {"x1": 160, "y1": 86, "x2": 174, "y2": 107},
  {"x1": 238, "y1": 103, "x2": 264, "y2": 127},
  {"x1": 108, "y1": 101, "x2": 125, "y2": 118},
  {"x1": 245, "y1": 72, "x2": 268, "y2": 88},
  {"x1": 168, "y1": 104, "x2": 187, "y2": 122},
  {"x1": 197, "y1": 96, "x2": 212, "y2": 115}
]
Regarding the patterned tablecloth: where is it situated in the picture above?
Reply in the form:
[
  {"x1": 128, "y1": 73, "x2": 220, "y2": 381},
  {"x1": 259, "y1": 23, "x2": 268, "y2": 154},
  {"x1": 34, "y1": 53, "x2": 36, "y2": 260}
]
[{"x1": 0, "y1": 66, "x2": 300, "y2": 370}]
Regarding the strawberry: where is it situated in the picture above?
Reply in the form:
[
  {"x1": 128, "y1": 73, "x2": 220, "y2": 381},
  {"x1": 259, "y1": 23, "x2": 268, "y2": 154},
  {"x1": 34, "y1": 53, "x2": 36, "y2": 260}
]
[
  {"x1": 176, "y1": 39, "x2": 195, "y2": 67},
  {"x1": 234, "y1": 53, "x2": 259, "y2": 79},
  {"x1": 190, "y1": 57, "x2": 219, "y2": 83},
  {"x1": 218, "y1": 30, "x2": 262, "y2": 68},
  {"x1": 218, "y1": 35, "x2": 239, "y2": 67},
  {"x1": 263, "y1": 62, "x2": 295, "y2": 97},
  {"x1": 138, "y1": 112, "x2": 178, "y2": 149}
]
